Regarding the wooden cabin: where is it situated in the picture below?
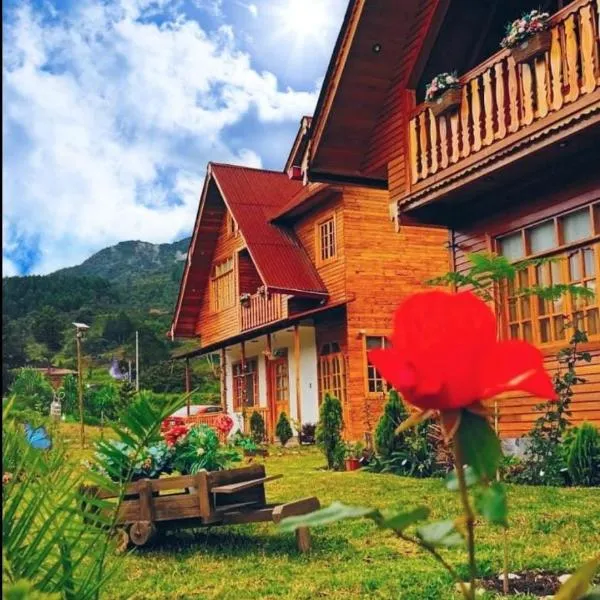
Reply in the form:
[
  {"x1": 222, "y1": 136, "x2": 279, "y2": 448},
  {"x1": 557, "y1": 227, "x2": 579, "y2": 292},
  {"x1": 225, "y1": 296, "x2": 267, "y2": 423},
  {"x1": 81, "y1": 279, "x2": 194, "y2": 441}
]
[
  {"x1": 170, "y1": 120, "x2": 448, "y2": 441},
  {"x1": 303, "y1": 0, "x2": 600, "y2": 437}
]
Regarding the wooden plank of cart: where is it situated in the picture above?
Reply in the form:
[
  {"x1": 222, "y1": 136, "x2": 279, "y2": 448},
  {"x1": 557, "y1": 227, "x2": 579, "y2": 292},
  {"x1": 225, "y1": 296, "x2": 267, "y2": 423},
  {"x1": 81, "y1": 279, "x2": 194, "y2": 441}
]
[{"x1": 84, "y1": 464, "x2": 319, "y2": 552}]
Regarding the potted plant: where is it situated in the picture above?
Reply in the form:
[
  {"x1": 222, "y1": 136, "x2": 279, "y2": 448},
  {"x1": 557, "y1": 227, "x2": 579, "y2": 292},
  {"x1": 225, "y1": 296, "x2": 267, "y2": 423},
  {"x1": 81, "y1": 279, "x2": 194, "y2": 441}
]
[
  {"x1": 500, "y1": 9, "x2": 551, "y2": 64},
  {"x1": 299, "y1": 422, "x2": 317, "y2": 445},
  {"x1": 344, "y1": 441, "x2": 364, "y2": 472},
  {"x1": 425, "y1": 72, "x2": 461, "y2": 118},
  {"x1": 240, "y1": 293, "x2": 251, "y2": 307}
]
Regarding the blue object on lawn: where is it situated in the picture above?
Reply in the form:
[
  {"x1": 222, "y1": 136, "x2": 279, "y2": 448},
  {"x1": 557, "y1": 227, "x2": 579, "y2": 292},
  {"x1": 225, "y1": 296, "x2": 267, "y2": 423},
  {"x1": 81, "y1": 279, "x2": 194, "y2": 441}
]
[{"x1": 24, "y1": 423, "x2": 52, "y2": 450}]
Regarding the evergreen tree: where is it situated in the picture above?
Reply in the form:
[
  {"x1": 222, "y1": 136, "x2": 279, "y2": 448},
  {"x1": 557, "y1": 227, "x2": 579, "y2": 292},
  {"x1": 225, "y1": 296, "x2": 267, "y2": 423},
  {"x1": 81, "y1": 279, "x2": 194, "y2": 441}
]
[
  {"x1": 316, "y1": 394, "x2": 344, "y2": 470},
  {"x1": 275, "y1": 412, "x2": 293, "y2": 447},
  {"x1": 119, "y1": 380, "x2": 136, "y2": 409},
  {"x1": 102, "y1": 311, "x2": 134, "y2": 346},
  {"x1": 250, "y1": 410, "x2": 266, "y2": 444},
  {"x1": 32, "y1": 306, "x2": 64, "y2": 352},
  {"x1": 375, "y1": 389, "x2": 408, "y2": 458}
]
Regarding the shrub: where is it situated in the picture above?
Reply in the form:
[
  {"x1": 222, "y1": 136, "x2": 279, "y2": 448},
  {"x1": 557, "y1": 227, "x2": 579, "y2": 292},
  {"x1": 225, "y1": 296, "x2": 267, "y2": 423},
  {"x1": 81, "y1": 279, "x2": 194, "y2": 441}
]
[
  {"x1": 10, "y1": 368, "x2": 54, "y2": 415},
  {"x1": 567, "y1": 423, "x2": 600, "y2": 487},
  {"x1": 299, "y1": 422, "x2": 317, "y2": 444},
  {"x1": 276, "y1": 412, "x2": 293, "y2": 447},
  {"x1": 374, "y1": 390, "x2": 408, "y2": 458},
  {"x1": 316, "y1": 394, "x2": 344, "y2": 470},
  {"x1": 249, "y1": 410, "x2": 266, "y2": 444}
]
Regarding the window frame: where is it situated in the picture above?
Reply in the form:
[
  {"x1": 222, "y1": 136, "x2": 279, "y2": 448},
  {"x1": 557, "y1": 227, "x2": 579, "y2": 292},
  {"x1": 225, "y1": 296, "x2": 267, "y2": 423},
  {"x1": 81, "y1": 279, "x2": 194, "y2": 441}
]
[
  {"x1": 318, "y1": 342, "x2": 346, "y2": 406},
  {"x1": 210, "y1": 256, "x2": 235, "y2": 313},
  {"x1": 232, "y1": 358, "x2": 258, "y2": 411},
  {"x1": 364, "y1": 335, "x2": 393, "y2": 396},
  {"x1": 495, "y1": 202, "x2": 600, "y2": 348},
  {"x1": 316, "y1": 214, "x2": 337, "y2": 264}
]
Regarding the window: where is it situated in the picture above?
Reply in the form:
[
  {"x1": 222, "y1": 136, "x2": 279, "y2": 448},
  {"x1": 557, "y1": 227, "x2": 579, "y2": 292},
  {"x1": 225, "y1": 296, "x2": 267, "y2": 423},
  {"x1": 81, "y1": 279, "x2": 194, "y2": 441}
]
[
  {"x1": 274, "y1": 359, "x2": 289, "y2": 403},
  {"x1": 318, "y1": 216, "x2": 336, "y2": 262},
  {"x1": 210, "y1": 257, "x2": 235, "y2": 312},
  {"x1": 318, "y1": 342, "x2": 346, "y2": 405},
  {"x1": 366, "y1": 336, "x2": 392, "y2": 394},
  {"x1": 497, "y1": 203, "x2": 600, "y2": 345},
  {"x1": 227, "y1": 212, "x2": 238, "y2": 237},
  {"x1": 232, "y1": 358, "x2": 258, "y2": 411}
]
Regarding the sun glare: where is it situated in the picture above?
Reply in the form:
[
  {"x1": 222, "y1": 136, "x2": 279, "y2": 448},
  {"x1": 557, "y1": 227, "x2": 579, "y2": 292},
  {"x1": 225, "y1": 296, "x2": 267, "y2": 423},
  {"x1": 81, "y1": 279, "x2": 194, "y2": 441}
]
[{"x1": 276, "y1": 0, "x2": 335, "y2": 44}]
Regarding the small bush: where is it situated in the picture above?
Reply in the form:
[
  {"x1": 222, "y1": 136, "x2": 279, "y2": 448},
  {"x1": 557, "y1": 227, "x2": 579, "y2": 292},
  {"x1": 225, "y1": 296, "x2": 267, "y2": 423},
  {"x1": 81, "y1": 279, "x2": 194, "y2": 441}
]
[
  {"x1": 316, "y1": 394, "x2": 344, "y2": 470},
  {"x1": 567, "y1": 423, "x2": 600, "y2": 487},
  {"x1": 299, "y1": 422, "x2": 317, "y2": 444},
  {"x1": 375, "y1": 390, "x2": 408, "y2": 458},
  {"x1": 9, "y1": 369, "x2": 54, "y2": 414},
  {"x1": 276, "y1": 412, "x2": 293, "y2": 447},
  {"x1": 249, "y1": 410, "x2": 266, "y2": 444}
]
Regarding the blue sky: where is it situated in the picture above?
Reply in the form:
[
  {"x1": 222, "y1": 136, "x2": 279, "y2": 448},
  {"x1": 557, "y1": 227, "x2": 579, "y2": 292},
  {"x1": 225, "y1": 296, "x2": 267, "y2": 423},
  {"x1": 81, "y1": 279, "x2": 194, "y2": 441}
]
[{"x1": 3, "y1": 0, "x2": 346, "y2": 276}]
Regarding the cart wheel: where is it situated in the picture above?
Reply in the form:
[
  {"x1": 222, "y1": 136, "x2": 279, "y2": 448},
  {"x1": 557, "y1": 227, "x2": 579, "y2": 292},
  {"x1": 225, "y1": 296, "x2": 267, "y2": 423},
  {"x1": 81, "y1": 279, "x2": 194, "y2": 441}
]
[
  {"x1": 129, "y1": 521, "x2": 157, "y2": 547},
  {"x1": 114, "y1": 528, "x2": 130, "y2": 554}
]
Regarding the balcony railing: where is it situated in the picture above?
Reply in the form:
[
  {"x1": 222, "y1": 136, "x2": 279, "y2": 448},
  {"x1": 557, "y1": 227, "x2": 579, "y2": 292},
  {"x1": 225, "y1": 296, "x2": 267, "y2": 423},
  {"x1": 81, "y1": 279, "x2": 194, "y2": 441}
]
[
  {"x1": 407, "y1": 0, "x2": 599, "y2": 194},
  {"x1": 240, "y1": 292, "x2": 288, "y2": 331}
]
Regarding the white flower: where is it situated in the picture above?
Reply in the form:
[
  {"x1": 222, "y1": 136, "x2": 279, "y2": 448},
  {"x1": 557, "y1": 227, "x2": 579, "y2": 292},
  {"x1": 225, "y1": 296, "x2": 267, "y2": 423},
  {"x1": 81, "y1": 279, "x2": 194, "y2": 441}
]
[
  {"x1": 539, "y1": 470, "x2": 545, "y2": 477},
  {"x1": 196, "y1": 447, "x2": 205, "y2": 456}
]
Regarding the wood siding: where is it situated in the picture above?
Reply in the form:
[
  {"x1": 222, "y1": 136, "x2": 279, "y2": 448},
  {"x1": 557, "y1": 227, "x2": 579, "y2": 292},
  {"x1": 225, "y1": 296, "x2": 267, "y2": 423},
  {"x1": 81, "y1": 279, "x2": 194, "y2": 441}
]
[
  {"x1": 195, "y1": 211, "x2": 246, "y2": 347},
  {"x1": 238, "y1": 250, "x2": 262, "y2": 294},
  {"x1": 451, "y1": 176, "x2": 600, "y2": 437},
  {"x1": 341, "y1": 186, "x2": 449, "y2": 440},
  {"x1": 293, "y1": 196, "x2": 346, "y2": 304}
]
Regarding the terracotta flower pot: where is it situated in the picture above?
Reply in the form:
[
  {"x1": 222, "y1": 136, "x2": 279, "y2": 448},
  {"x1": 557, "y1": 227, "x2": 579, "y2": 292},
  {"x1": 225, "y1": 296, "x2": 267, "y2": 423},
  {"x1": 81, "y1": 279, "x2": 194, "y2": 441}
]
[
  {"x1": 344, "y1": 458, "x2": 361, "y2": 471},
  {"x1": 427, "y1": 87, "x2": 462, "y2": 118},
  {"x1": 510, "y1": 29, "x2": 552, "y2": 64}
]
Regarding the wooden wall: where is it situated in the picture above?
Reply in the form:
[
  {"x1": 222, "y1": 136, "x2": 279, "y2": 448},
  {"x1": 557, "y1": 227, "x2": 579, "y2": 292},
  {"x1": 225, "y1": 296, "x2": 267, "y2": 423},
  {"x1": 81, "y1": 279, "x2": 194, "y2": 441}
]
[
  {"x1": 293, "y1": 195, "x2": 346, "y2": 304},
  {"x1": 238, "y1": 249, "x2": 262, "y2": 295},
  {"x1": 195, "y1": 209, "x2": 246, "y2": 347},
  {"x1": 341, "y1": 185, "x2": 449, "y2": 440},
  {"x1": 450, "y1": 176, "x2": 600, "y2": 437}
]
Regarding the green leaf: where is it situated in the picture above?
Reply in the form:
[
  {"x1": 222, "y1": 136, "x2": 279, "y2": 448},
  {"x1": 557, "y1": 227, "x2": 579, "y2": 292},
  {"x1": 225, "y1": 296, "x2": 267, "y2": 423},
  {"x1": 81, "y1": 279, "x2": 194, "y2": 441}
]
[
  {"x1": 475, "y1": 482, "x2": 508, "y2": 526},
  {"x1": 379, "y1": 507, "x2": 430, "y2": 532},
  {"x1": 278, "y1": 502, "x2": 378, "y2": 532},
  {"x1": 580, "y1": 589, "x2": 600, "y2": 600},
  {"x1": 456, "y1": 410, "x2": 502, "y2": 480},
  {"x1": 446, "y1": 465, "x2": 478, "y2": 491},
  {"x1": 555, "y1": 555, "x2": 600, "y2": 600},
  {"x1": 416, "y1": 520, "x2": 464, "y2": 548}
]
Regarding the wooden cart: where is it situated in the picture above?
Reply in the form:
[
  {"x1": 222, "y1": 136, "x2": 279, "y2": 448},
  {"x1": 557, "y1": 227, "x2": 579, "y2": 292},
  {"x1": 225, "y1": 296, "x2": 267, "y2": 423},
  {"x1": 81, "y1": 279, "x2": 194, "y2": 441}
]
[{"x1": 85, "y1": 464, "x2": 319, "y2": 552}]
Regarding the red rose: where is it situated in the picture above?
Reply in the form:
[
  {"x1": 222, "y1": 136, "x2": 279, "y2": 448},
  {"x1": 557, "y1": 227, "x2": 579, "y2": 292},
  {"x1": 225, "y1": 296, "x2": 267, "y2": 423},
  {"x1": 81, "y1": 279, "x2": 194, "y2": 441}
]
[{"x1": 368, "y1": 291, "x2": 555, "y2": 431}]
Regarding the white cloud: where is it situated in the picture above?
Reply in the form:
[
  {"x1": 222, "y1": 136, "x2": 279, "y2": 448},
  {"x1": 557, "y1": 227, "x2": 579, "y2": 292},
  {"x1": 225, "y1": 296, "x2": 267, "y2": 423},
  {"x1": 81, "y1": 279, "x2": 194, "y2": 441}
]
[
  {"x1": 247, "y1": 3, "x2": 258, "y2": 17},
  {"x1": 3, "y1": 0, "x2": 320, "y2": 275}
]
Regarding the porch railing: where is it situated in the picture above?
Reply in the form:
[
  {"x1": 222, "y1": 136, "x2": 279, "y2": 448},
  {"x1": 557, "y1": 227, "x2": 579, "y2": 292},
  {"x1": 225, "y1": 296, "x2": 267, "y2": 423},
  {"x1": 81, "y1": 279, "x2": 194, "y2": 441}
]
[
  {"x1": 240, "y1": 292, "x2": 288, "y2": 331},
  {"x1": 407, "y1": 0, "x2": 599, "y2": 189}
]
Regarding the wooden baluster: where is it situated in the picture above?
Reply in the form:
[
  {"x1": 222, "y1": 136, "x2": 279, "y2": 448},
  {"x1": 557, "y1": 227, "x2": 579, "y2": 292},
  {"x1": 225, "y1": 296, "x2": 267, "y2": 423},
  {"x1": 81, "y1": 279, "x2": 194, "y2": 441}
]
[
  {"x1": 579, "y1": 3, "x2": 598, "y2": 94},
  {"x1": 534, "y1": 53, "x2": 550, "y2": 119},
  {"x1": 482, "y1": 68, "x2": 495, "y2": 146},
  {"x1": 460, "y1": 84, "x2": 471, "y2": 158},
  {"x1": 449, "y1": 111, "x2": 460, "y2": 163},
  {"x1": 563, "y1": 13, "x2": 580, "y2": 103},
  {"x1": 494, "y1": 61, "x2": 507, "y2": 140},
  {"x1": 471, "y1": 78, "x2": 483, "y2": 152},
  {"x1": 419, "y1": 111, "x2": 429, "y2": 180},
  {"x1": 507, "y1": 56, "x2": 520, "y2": 133},
  {"x1": 550, "y1": 25, "x2": 564, "y2": 111},
  {"x1": 520, "y1": 62, "x2": 534, "y2": 125},
  {"x1": 409, "y1": 117, "x2": 420, "y2": 183},
  {"x1": 429, "y1": 110, "x2": 439, "y2": 174},
  {"x1": 439, "y1": 115, "x2": 449, "y2": 170}
]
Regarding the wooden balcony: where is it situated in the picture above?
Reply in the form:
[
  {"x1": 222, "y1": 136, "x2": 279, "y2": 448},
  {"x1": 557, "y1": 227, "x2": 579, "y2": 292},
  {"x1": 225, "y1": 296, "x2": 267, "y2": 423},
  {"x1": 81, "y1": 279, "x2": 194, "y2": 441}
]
[
  {"x1": 240, "y1": 292, "x2": 288, "y2": 332},
  {"x1": 403, "y1": 0, "x2": 600, "y2": 211}
]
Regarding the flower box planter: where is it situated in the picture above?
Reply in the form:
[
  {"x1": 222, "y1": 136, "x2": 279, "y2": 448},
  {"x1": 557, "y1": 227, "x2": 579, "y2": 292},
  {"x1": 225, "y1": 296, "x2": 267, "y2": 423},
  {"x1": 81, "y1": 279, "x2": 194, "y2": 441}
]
[
  {"x1": 344, "y1": 458, "x2": 361, "y2": 471},
  {"x1": 510, "y1": 29, "x2": 552, "y2": 64},
  {"x1": 427, "y1": 87, "x2": 462, "y2": 118}
]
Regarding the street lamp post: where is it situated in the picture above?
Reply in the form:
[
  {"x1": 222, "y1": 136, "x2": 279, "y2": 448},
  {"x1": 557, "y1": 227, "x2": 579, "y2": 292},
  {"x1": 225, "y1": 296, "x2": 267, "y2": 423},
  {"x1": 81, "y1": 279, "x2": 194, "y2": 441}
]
[{"x1": 73, "y1": 322, "x2": 89, "y2": 449}]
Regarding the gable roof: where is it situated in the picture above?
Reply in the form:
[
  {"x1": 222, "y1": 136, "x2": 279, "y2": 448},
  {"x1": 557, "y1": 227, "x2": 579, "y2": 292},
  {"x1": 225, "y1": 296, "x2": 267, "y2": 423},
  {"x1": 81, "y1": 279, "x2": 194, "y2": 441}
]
[{"x1": 171, "y1": 163, "x2": 327, "y2": 338}]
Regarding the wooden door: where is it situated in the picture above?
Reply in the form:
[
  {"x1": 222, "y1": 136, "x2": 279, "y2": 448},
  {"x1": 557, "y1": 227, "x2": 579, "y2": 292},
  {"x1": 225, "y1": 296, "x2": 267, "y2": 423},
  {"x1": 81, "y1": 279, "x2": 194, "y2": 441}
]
[{"x1": 268, "y1": 356, "x2": 289, "y2": 438}]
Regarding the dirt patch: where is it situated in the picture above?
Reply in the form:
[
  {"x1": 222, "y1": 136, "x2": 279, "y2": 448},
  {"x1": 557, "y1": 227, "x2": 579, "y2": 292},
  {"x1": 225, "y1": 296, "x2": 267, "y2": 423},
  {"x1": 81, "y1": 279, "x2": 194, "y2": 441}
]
[{"x1": 479, "y1": 571, "x2": 562, "y2": 597}]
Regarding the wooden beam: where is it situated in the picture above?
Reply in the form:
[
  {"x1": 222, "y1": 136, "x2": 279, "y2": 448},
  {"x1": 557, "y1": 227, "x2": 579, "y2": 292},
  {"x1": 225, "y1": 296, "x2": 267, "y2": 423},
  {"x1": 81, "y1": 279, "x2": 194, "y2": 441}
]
[
  {"x1": 294, "y1": 324, "x2": 301, "y2": 425},
  {"x1": 185, "y1": 358, "x2": 191, "y2": 416},
  {"x1": 220, "y1": 349, "x2": 227, "y2": 412},
  {"x1": 240, "y1": 341, "x2": 247, "y2": 414}
]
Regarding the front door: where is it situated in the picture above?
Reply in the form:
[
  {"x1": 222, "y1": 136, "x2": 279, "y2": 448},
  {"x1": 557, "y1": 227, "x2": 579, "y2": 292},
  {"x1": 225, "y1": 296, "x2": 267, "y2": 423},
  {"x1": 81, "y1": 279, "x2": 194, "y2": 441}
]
[{"x1": 268, "y1": 354, "x2": 289, "y2": 439}]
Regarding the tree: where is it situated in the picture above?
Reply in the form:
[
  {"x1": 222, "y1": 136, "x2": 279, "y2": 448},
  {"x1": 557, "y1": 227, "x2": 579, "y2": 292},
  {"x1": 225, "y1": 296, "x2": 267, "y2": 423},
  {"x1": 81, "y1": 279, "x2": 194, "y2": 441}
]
[
  {"x1": 119, "y1": 380, "x2": 136, "y2": 408},
  {"x1": 59, "y1": 373, "x2": 78, "y2": 415},
  {"x1": 375, "y1": 389, "x2": 408, "y2": 458},
  {"x1": 316, "y1": 394, "x2": 344, "y2": 470},
  {"x1": 250, "y1": 411, "x2": 266, "y2": 444},
  {"x1": 275, "y1": 412, "x2": 293, "y2": 447},
  {"x1": 102, "y1": 311, "x2": 134, "y2": 346},
  {"x1": 32, "y1": 306, "x2": 63, "y2": 353},
  {"x1": 9, "y1": 368, "x2": 54, "y2": 414}
]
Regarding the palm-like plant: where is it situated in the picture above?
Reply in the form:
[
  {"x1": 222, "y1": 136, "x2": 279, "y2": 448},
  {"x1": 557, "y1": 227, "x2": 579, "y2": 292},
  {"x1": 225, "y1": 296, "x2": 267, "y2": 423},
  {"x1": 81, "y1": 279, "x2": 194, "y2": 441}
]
[{"x1": 2, "y1": 391, "x2": 190, "y2": 598}]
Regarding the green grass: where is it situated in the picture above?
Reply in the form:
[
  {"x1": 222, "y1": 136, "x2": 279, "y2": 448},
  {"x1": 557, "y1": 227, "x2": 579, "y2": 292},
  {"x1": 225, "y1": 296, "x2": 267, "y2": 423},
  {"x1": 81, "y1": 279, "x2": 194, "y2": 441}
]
[{"x1": 89, "y1": 444, "x2": 600, "y2": 600}]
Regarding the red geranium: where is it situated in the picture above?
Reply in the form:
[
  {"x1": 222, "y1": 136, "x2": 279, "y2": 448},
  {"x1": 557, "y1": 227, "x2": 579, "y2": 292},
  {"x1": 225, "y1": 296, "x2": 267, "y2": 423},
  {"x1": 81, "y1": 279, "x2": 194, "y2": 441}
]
[
  {"x1": 163, "y1": 424, "x2": 190, "y2": 447},
  {"x1": 214, "y1": 414, "x2": 234, "y2": 435},
  {"x1": 368, "y1": 291, "x2": 556, "y2": 438}
]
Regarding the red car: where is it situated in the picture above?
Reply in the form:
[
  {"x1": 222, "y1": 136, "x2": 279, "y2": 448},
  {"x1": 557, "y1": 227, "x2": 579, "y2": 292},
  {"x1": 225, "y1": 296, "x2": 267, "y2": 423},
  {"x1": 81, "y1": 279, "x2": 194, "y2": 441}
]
[{"x1": 161, "y1": 404, "x2": 223, "y2": 432}]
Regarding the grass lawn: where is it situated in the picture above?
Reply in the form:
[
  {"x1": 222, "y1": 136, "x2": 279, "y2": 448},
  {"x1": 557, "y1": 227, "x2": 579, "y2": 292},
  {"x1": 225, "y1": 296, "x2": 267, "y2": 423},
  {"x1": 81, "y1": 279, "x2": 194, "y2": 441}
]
[{"x1": 89, "y1": 443, "x2": 600, "y2": 600}]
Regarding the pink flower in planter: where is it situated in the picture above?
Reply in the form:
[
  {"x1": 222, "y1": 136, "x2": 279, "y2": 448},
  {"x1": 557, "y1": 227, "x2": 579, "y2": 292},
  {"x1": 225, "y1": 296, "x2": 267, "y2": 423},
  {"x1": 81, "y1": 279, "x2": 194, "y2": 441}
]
[{"x1": 368, "y1": 291, "x2": 556, "y2": 438}]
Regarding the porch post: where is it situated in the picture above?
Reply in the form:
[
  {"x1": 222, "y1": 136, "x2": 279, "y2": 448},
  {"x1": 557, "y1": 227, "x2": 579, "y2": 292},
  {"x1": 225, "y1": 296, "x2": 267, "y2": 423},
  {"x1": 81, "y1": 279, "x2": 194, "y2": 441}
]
[
  {"x1": 294, "y1": 324, "x2": 302, "y2": 426},
  {"x1": 266, "y1": 333, "x2": 273, "y2": 440},
  {"x1": 185, "y1": 357, "x2": 191, "y2": 416},
  {"x1": 220, "y1": 348, "x2": 227, "y2": 412},
  {"x1": 240, "y1": 341, "x2": 247, "y2": 429}
]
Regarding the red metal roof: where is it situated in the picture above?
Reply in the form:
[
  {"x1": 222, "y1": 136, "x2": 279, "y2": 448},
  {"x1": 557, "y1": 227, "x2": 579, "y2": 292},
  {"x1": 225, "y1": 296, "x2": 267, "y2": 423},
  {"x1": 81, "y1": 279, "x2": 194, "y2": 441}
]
[{"x1": 211, "y1": 164, "x2": 327, "y2": 297}]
